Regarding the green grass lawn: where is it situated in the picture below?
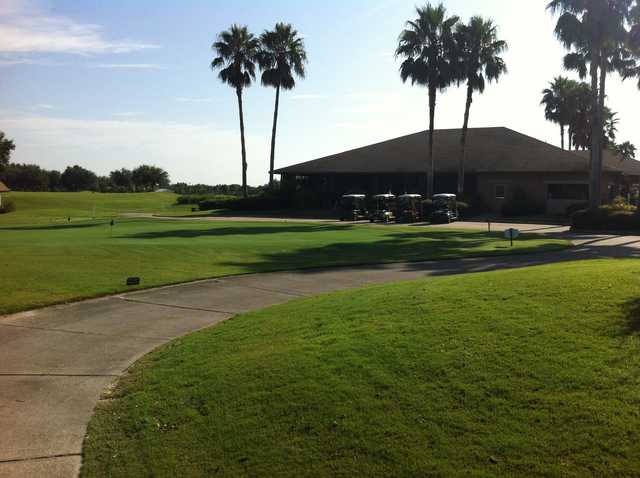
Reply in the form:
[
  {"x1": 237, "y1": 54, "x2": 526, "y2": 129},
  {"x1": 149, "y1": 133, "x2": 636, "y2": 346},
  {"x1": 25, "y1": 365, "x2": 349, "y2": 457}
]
[
  {"x1": 0, "y1": 191, "x2": 190, "y2": 225},
  {"x1": 82, "y1": 259, "x2": 640, "y2": 478},
  {"x1": 0, "y1": 218, "x2": 568, "y2": 315}
]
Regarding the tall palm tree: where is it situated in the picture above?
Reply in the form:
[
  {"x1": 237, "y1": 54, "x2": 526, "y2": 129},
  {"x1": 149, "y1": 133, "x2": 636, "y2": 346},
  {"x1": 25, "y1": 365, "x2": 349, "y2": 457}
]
[
  {"x1": 211, "y1": 25, "x2": 260, "y2": 198},
  {"x1": 396, "y1": 3, "x2": 459, "y2": 197},
  {"x1": 541, "y1": 76, "x2": 573, "y2": 150},
  {"x1": 548, "y1": 0, "x2": 638, "y2": 208},
  {"x1": 258, "y1": 23, "x2": 307, "y2": 189},
  {"x1": 454, "y1": 17, "x2": 507, "y2": 195}
]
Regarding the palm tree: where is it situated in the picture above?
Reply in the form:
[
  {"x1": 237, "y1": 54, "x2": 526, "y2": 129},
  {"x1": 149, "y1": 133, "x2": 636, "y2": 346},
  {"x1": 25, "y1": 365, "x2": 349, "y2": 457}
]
[
  {"x1": 396, "y1": 3, "x2": 459, "y2": 197},
  {"x1": 258, "y1": 23, "x2": 307, "y2": 189},
  {"x1": 541, "y1": 76, "x2": 573, "y2": 150},
  {"x1": 548, "y1": 0, "x2": 638, "y2": 208},
  {"x1": 454, "y1": 16, "x2": 507, "y2": 195},
  {"x1": 602, "y1": 107, "x2": 619, "y2": 147},
  {"x1": 211, "y1": 25, "x2": 260, "y2": 198},
  {"x1": 567, "y1": 81, "x2": 593, "y2": 150}
]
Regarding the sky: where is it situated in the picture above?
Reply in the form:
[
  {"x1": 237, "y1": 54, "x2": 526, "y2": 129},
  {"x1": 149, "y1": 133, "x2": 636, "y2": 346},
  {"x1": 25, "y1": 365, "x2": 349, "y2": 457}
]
[{"x1": 1, "y1": 0, "x2": 639, "y2": 186}]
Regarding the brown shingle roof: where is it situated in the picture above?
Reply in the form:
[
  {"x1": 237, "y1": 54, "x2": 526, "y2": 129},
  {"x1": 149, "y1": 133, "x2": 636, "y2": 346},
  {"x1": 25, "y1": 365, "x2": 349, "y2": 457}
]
[
  {"x1": 574, "y1": 149, "x2": 640, "y2": 177},
  {"x1": 275, "y1": 127, "x2": 617, "y2": 175},
  {"x1": 0, "y1": 181, "x2": 10, "y2": 193}
]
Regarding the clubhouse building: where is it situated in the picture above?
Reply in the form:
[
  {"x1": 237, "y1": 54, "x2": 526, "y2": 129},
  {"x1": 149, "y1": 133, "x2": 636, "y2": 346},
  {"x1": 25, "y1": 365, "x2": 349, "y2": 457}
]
[{"x1": 275, "y1": 127, "x2": 640, "y2": 214}]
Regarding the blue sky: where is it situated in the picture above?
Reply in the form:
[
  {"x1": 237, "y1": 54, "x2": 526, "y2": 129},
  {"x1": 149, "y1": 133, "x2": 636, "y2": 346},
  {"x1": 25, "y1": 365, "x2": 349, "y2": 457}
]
[{"x1": 1, "y1": 0, "x2": 639, "y2": 186}]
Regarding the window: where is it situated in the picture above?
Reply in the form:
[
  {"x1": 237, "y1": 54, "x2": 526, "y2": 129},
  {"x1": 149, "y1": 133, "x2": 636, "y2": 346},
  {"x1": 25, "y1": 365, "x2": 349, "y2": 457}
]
[
  {"x1": 495, "y1": 185, "x2": 506, "y2": 199},
  {"x1": 547, "y1": 183, "x2": 589, "y2": 200}
]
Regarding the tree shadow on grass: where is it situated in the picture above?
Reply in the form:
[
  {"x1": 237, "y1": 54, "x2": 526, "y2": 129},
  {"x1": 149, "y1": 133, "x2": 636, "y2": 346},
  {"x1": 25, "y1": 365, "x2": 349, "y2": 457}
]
[
  {"x1": 215, "y1": 234, "x2": 568, "y2": 275},
  {"x1": 121, "y1": 225, "x2": 506, "y2": 241},
  {"x1": 621, "y1": 299, "x2": 640, "y2": 335},
  {"x1": 0, "y1": 222, "x2": 105, "y2": 231},
  {"x1": 121, "y1": 223, "x2": 356, "y2": 239}
]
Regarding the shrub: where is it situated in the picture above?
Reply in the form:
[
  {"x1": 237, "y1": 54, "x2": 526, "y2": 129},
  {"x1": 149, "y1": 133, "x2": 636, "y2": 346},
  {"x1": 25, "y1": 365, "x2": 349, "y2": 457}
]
[
  {"x1": 199, "y1": 192, "x2": 291, "y2": 212},
  {"x1": 571, "y1": 207, "x2": 640, "y2": 231},
  {"x1": 457, "y1": 201, "x2": 470, "y2": 216},
  {"x1": 610, "y1": 195, "x2": 637, "y2": 213},
  {"x1": 177, "y1": 194, "x2": 236, "y2": 205},
  {"x1": 0, "y1": 198, "x2": 16, "y2": 214},
  {"x1": 565, "y1": 202, "x2": 589, "y2": 217},
  {"x1": 501, "y1": 188, "x2": 544, "y2": 217}
]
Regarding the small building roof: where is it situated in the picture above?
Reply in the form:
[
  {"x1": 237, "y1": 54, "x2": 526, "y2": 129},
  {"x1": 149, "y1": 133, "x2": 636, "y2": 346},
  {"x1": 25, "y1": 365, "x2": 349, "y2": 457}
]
[
  {"x1": 0, "y1": 181, "x2": 10, "y2": 193},
  {"x1": 275, "y1": 127, "x2": 620, "y2": 176}
]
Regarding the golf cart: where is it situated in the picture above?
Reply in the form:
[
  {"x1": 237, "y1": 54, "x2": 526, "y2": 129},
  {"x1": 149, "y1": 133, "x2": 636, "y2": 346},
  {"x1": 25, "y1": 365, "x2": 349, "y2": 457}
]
[
  {"x1": 396, "y1": 194, "x2": 423, "y2": 223},
  {"x1": 339, "y1": 194, "x2": 368, "y2": 221},
  {"x1": 370, "y1": 193, "x2": 397, "y2": 223},
  {"x1": 430, "y1": 193, "x2": 459, "y2": 224}
]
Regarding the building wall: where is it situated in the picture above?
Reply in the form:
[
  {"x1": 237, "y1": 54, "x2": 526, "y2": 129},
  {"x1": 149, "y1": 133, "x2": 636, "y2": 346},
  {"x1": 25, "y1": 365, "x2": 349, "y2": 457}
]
[
  {"x1": 476, "y1": 172, "x2": 621, "y2": 214},
  {"x1": 282, "y1": 171, "x2": 623, "y2": 214}
]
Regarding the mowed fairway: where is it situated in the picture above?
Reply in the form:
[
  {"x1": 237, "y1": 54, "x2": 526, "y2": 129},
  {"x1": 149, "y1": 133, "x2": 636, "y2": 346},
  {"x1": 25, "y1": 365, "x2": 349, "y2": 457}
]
[
  {"x1": 81, "y1": 259, "x2": 640, "y2": 478},
  {"x1": 0, "y1": 217, "x2": 568, "y2": 314}
]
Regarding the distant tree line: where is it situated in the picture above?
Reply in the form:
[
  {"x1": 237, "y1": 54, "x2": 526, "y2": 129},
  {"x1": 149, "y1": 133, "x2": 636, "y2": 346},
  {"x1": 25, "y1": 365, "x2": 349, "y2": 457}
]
[
  {"x1": 0, "y1": 133, "x2": 170, "y2": 192},
  {"x1": 171, "y1": 181, "x2": 277, "y2": 196}
]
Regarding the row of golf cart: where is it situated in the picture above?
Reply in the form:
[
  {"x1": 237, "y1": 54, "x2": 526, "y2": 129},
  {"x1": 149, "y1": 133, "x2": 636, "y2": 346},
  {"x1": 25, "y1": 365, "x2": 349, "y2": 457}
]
[{"x1": 339, "y1": 193, "x2": 459, "y2": 224}]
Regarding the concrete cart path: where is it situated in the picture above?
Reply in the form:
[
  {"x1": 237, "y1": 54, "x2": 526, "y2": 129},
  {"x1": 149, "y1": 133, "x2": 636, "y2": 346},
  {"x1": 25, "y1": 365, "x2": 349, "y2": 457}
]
[{"x1": 1, "y1": 232, "x2": 640, "y2": 477}]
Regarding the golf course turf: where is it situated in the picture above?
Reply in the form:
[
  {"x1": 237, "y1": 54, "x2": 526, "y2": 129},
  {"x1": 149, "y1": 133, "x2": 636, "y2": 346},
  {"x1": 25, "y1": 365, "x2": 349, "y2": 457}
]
[
  {"x1": 81, "y1": 259, "x2": 640, "y2": 477},
  {"x1": 0, "y1": 216, "x2": 567, "y2": 315}
]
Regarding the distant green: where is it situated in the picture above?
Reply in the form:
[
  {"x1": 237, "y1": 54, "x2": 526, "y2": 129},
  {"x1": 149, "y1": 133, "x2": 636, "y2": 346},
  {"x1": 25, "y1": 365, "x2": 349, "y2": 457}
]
[
  {"x1": 82, "y1": 259, "x2": 640, "y2": 478},
  {"x1": 0, "y1": 191, "x2": 189, "y2": 225},
  {"x1": 0, "y1": 217, "x2": 568, "y2": 314}
]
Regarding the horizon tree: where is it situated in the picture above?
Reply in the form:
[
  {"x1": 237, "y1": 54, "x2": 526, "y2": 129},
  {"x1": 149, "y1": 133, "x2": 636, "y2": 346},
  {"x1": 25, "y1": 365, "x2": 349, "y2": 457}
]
[
  {"x1": 614, "y1": 140, "x2": 637, "y2": 160},
  {"x1": 454, "y1": 16, "x2": 507, "y2": 195},
  {"x1": 548, "y1": 0, "x2": 639, "y2": 208},
  {"x1": 211, "y1": 25, "x2": 260, "y2": 198},
  {"x1": 396, "y1": 3, "x2": 459, "y2": 197},
  {"x1": 258, "y1": 23, "x2": 307, "y2": 189},
  {"x1": 0, "y1": 131, "x2": 15, "y2": 168}
]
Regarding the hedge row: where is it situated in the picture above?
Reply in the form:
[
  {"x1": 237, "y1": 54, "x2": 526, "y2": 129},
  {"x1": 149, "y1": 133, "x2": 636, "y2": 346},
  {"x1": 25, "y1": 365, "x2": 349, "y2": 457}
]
[
  {"x1": 198, "y1": 194, "x2": 291, "y2": 211},
  {"x1": 571, "y1": 207, "x2": 640, "y2": 231},
  {"x1": 176, "y1": 194, "x2": 236, "y2": 205}
]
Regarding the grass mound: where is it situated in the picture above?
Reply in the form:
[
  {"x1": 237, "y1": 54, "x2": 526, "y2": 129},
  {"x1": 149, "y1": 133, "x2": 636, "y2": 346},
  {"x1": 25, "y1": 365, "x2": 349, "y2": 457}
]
[{"x1": 82, "y1": 259, "x2": 640, "y2": 477}]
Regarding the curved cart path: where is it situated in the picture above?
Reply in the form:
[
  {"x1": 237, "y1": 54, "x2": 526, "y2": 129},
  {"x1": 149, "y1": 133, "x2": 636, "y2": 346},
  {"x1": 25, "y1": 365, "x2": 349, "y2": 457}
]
[{"x1": 1, "y1": 232, "x2": 639, "y2": 477}]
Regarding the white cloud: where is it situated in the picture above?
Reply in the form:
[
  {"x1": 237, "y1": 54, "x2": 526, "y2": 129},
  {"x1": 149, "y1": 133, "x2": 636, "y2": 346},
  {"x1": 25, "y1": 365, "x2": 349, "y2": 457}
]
[
  {"x1": 0, "y1": 115, "x2": 269, "y2": 185},
  {"x1": 0, "y1": 57, "x2": 62, "y2": 66},
  {"x1": 34, "y1": 103, "x2": 53, "y2": 109},
  {"x1": 0, "y1": 2, "x2": 159, "y2": 55},
  {"x1": 90, "y1": 63, "x2": 165, "y2": 70}
]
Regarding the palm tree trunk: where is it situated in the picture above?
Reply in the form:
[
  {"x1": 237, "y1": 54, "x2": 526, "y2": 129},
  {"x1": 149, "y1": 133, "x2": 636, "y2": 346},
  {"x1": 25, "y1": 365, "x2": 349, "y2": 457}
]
[
  {"x1": 560, "y1": 124, "x2": 565, "y2": 150},
  {"x1": 598, "y1": 62, "x2": 607, "y2": 201},
  {"x1": 568, "y1": 125, "x2": 572, "y2": 151},
  {"x1": 458, "y1": 81, "x2": 473, "y2": 196},
  {"x1": 427, "y1": 87, "x2": 436, "y2": 198},
  {"x1": 268, "y1": 85, "x2": 280, "y2": 190},
  {"x1": 236, "y1": 88, "x2": 248, "y2": 198},
  {"x1": 588, "y1": 53, "x2": 601, "y2": 209}
]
